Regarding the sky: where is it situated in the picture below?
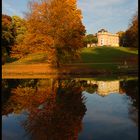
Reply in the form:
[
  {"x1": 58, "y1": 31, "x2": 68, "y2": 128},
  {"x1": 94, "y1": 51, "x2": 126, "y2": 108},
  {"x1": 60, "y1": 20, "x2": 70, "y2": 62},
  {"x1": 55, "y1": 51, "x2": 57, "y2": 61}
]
[{"x1": 2, "y1": 0, "x2": 138, "y2": 34}]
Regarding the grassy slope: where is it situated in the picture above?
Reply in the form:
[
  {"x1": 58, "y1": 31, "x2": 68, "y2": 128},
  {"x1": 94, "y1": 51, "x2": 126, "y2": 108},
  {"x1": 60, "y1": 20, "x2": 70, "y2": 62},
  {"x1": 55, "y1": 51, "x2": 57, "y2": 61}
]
[
  {"x1": 4, "y1": 47, "x2": 138, "y2": 71},
  {"x1": 6, "y1": 53, "x2": 48, "y2": 65},
  {"x1": 6, "y1": 47, "x2": 138, "y2": 64},
  {"x1": 2, "y1": 47, "x2": 138, "y2": 78},
  {"x1": 79, "y1": 47, "x2": 138, "y2": 70},
  {"x1": 80, "y1": 47, "x2": 138, "y2": 63}
]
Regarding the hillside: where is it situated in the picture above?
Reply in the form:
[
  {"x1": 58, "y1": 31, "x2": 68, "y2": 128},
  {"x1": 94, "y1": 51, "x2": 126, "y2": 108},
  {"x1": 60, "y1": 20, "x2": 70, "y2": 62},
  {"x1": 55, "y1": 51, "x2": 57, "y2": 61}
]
[
  {"x1": 2, "y1": 47, "x2": 138, "y2": 78},
  {"x1": 5, "y1": 46, "x2": 138, "y2": 65}
]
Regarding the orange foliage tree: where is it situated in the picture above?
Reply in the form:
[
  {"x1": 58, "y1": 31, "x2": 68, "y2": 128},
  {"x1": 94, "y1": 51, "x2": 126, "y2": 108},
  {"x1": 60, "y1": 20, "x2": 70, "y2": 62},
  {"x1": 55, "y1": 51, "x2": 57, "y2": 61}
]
[
  {"x1": 12, "y1": 0, "x2": 85, "y2": 67},
  {"x1": 123, "y1": 12, "x2": 138, "y2": 48}
]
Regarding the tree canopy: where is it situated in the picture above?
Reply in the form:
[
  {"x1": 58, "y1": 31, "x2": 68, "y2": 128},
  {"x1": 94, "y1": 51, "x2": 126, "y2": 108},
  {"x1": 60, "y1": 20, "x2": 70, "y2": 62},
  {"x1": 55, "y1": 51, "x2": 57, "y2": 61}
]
[
  {"x1": 124, "y1": 12, "x2": 138, "y2": 48},
  {"x1": 2, "y1": 14, "x2": 14, "y2": 56},
  {"x1": 83, "y1": 34, "x2": 98, "y2": 46},
  {"x1": 2, "y1": 14, "x2": 27, "y2": 64},
  {"x1": 12, "y1": 16, "x2": 27, "y2": 44},
  {"x1": 11, "y1": 0, "x2": 85, "y2": 67},
  {"x1": 116, "y1": 31, "x2": 125, "y2": 46},
  {"x1": 117, "y1": 12, "x2": 138, "y2": 48}
]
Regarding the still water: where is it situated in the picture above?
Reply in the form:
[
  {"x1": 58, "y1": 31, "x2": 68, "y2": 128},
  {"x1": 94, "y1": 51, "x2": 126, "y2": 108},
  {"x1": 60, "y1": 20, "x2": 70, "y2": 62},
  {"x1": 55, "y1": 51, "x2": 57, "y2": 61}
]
[{"x1": 2, "y1": 77, "x2": 138, "y2": 140}]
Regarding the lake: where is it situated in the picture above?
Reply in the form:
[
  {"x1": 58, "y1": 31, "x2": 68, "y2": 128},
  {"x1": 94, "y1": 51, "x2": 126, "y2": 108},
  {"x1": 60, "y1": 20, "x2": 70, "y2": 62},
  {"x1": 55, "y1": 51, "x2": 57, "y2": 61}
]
[{"x1": 2, "y1": 76, "x2": 138, "y2": 140}]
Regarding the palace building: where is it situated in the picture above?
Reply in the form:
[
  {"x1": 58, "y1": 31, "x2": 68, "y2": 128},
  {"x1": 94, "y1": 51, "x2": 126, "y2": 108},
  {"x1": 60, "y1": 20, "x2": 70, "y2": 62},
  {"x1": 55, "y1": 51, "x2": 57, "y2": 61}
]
[{"x1": 97, "y1": 29, "x2": 119, "y2": 47}]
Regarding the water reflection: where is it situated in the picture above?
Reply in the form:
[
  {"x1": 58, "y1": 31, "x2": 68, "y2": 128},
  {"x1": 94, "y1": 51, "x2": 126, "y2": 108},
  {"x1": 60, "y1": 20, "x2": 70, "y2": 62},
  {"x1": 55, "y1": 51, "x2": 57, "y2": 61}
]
[
  {"x1": 2, "y1": 79, "x2": 87, "y2": 140},
  {"x1": 120, "y1": 79, "x2": 138, "y2": 126},
  {"x1": 2, "y1": 77, "x2": 138, "y2": 140},
  {"x1": 86, "y1": 80, "x2": 120, "y2": 96}
]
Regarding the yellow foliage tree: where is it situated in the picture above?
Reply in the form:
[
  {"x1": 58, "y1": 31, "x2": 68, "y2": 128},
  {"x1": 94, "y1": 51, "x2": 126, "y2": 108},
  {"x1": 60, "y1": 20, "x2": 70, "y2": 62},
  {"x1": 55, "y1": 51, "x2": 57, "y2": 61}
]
[{"x1": 12, "y1": 0, "x2": 85, "y2": 67}]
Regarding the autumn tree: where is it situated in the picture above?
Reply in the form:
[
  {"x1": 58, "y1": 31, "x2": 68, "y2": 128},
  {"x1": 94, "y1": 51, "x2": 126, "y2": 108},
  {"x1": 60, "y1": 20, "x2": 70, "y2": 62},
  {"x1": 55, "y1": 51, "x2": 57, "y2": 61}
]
[
  {"x1": 116, "y1": 31, "x2": 126, "y2": 46},
  {"x1": 123, "y1": 12, "x2": 138, "y2": 48},
  {"x1": 11, "y1": 0, "x2": 85, "y2": 67}
]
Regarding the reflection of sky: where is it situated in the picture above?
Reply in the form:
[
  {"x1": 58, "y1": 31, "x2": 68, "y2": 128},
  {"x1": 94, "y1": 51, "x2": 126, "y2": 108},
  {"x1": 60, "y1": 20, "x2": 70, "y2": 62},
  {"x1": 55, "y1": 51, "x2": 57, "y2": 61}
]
[
  {"x1": 79, "y1": 92, "x2": 138, "y2": 140},
  {"x1": 2, "y1": 112, "x2": 28, "y2": 140},
  {"x1": 2, "y1": 79, "x2": 138, "y2": 140},
  {"x1": 2, "y1": 92, "x2": 138, "y2": 140}
]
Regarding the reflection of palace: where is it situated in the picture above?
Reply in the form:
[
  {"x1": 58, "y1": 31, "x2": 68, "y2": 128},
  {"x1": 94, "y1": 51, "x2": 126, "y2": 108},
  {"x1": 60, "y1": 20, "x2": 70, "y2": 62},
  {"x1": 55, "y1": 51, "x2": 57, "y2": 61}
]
[
  {"x1": 2, "y1": 78, "x2": 138, "y2": 139},
  {"x1": 87, "y1": 80, "x2": 120, "y2": 96}
]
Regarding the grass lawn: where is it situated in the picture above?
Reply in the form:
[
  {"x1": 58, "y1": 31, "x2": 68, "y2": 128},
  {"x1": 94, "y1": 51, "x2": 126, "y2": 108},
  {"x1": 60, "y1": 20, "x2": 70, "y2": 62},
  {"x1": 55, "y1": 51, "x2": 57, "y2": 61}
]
[
  {"x1": 2, "y1": 46, "x2": 138, "y2": 78},
  {"x1": 6, "y1": 53, "x2": 48, "y2": 65},
  {"x1": 80, "y1": 46, "x2": 138, "y2": 63},
  {"x1": 77, "y1": 46, "x2": 138, "y2": 70},
  {"x1": 5, "y1": 46, "x2": 138, "y2": 65}
]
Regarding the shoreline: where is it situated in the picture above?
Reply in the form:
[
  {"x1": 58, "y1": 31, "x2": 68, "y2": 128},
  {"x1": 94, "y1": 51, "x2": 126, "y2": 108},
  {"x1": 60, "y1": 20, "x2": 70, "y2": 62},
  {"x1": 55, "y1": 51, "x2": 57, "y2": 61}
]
[{"x1": 2, "y1": 66, "x2": 138, "y2": 79}]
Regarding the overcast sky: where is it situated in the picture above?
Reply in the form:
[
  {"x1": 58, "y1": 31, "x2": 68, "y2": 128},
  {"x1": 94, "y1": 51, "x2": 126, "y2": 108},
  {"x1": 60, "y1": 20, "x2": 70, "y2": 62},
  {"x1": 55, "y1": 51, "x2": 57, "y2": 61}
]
[{"x1": 2, "y1": 0, "x2": 138, "y2": 34}]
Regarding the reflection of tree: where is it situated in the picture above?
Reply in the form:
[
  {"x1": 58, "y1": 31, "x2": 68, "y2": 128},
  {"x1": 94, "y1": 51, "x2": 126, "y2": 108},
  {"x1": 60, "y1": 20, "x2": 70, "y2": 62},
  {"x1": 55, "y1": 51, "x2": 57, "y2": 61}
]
[
  {"x1": 85, "y1": 84, "x2": 98, "y2": 93},
  {"x1": 2, "y1": 79, "x2": 24, "y2": 115},
  {"x1": 2, "y1": 80, "x2": 13, "y2": 115},
  {"x1": 2, "y1": 79, "x2": 87, "y2": 139},
  {"x1": 22, "y1": 79, "x2": 87, "y2": 140},
  {"x1": 2, "y1": 79, "x2": 46, "y2": 115},
  {"x1": 2, "y1": 78, "x2": 138, "y2": 138},
  {"x1": 120, "y1": 79, "x2": 138, "y2": 126},
  {"x1": 2, "y1": 79, "x2": 52, "y2": 115},
  {"x1": 74, "y1": 80, "x2": 98, "y2": 94},
  {"x1": 120, "y1": 79, "x2": 138, "y2": 109}
]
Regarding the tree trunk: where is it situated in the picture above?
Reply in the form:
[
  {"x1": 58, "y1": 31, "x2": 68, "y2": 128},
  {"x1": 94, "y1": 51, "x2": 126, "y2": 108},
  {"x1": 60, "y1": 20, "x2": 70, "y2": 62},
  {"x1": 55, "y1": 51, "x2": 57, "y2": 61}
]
[{"x1": 56, "y1": 61, "x2": 60, "y2": 68}]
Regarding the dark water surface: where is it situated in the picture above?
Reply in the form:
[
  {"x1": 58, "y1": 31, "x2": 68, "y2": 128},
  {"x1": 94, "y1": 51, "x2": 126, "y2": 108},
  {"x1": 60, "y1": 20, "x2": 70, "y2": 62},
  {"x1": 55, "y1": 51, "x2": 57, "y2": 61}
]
[{"x1": 2, "y1": 76, "x2": 138, "y2": 140}]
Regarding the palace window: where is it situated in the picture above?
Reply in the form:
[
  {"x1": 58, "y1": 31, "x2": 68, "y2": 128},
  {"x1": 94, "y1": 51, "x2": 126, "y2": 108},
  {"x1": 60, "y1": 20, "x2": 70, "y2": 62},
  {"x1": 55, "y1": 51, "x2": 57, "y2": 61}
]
[{"x1": 101, "y1": 38, "x2": 104, "y2": 45}]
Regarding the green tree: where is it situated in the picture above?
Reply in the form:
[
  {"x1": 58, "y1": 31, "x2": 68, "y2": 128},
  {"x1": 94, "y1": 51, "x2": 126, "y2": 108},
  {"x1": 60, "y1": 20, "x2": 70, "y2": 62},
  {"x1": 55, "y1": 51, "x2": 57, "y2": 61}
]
[
  {"x1": 84, "y1": 34, "x2": 98, "y2": 47},
  {"x1": 2, "y1": 14, "x2": 16, "y2": 64},
  {"x1": 2, "y1": 14, "x2": 14, "y2": 56},
  {"x1": 116, "y1": 31, "x2": 126, "y2": 46},
  {"x1": 12, "y1": 16, "x2": 27, "y2": 44}
]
